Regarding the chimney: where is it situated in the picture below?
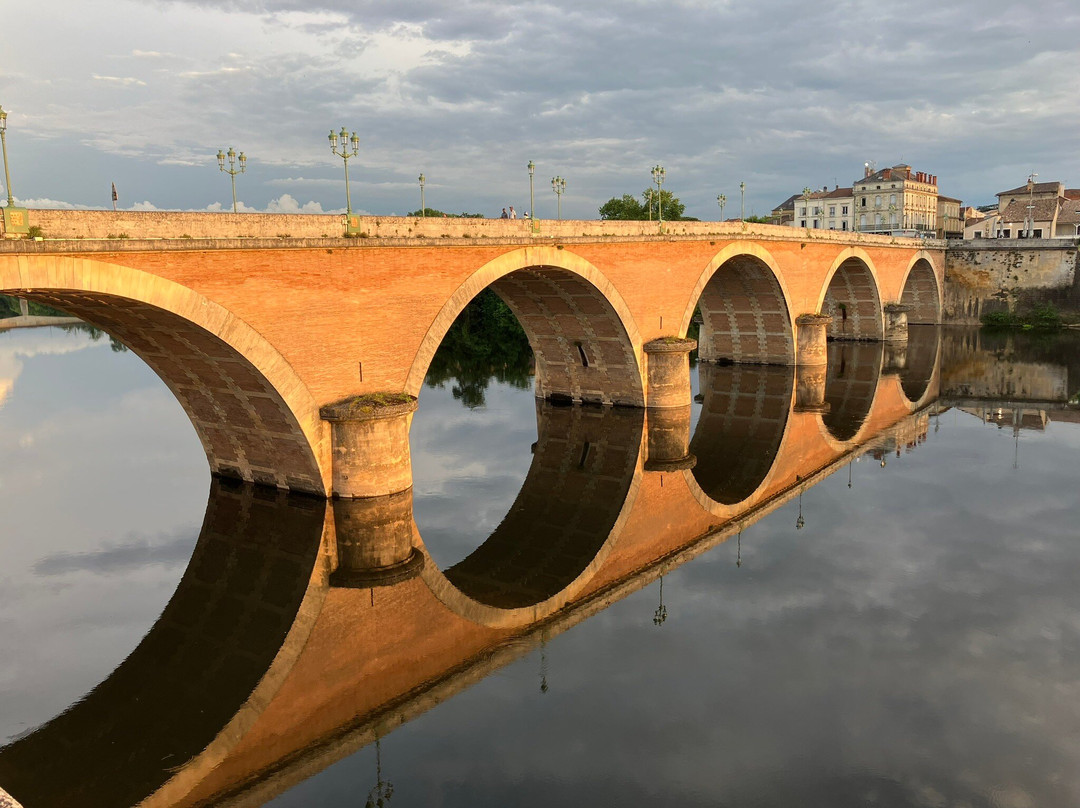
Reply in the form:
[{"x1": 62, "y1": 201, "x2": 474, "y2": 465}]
[
  {"x1": 865, "y1": 164, "x2": 872, "y2": 178},
  {"x1": 883, "y1": 169, "x2": 891, "y2": 180}
]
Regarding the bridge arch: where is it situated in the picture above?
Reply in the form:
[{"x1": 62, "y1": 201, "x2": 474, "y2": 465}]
[
  {"x1": 899, "y1": 251, "x2": 943, "y2": 324},
  {"x1": 418, "y1": 402, "x2": 644, "y2": 628},
  {"x1": 820, "y1": 341, "x2": 883, "y2": 443},
  {"x1": 405, "y1": 246, "x2": 645, "y2": 406},
  {"x1": 683, "y1": 362, "x2": 795, "y2": 515},
  {"x1": 0, "y1": 256, "x2": 329, "y2": 494},
  {"x1": 817, "y1": 247, "x2": 884, "y2": 341},
  {"x1": 681, "y1": 242, "x2": 795, "y2": 364}
]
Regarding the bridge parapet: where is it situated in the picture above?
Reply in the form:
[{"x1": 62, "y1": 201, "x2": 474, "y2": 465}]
[{"x1": 2, "y1": 208, "x2": 944, "y2": 248}]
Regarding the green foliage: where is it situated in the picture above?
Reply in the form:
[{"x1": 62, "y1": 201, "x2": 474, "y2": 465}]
[
  {"x1": 407, "y1": 208, "x2": 485, "y2": 218},
  {"x1": 26, "y1": 225, "x2": 44, "y2": 239},
  {"x1": 743, "y1": 215, "x2": 771, "y2": 223},
  {"x1": 599, "y1": 189, "x2": 689, "y2": 221},
  {"x1": 981, "y1": 303, "x2": 1063, "y2": 330},
  {"x1": 598, "y1": 194, "x2": 647, "y2": 220},
  {"x1": 0, "y1": 294, "x2": 70, "y2": 319},
  {"x1": 425, "y1": 288, "x2": 533, "y2": 408}
]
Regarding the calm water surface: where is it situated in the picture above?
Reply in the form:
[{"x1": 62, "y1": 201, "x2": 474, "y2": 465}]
[{"x1": 1, "y1": 325, "x2": 1080, "y2": 806}]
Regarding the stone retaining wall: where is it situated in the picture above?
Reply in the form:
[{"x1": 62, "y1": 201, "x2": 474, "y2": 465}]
[{"x1": 943, "y1": 238, "x2": 1080, "y2": 323}]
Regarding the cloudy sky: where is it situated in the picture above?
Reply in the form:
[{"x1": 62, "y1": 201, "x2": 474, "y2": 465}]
[{"x1": 1, "y1": 0, "x2": 1079, "y2": 218}]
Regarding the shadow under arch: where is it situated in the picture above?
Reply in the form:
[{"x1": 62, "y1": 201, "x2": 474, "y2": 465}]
[
  {"x1": 0, "y1": 479, "x2": 329, "y2": 808},
  {"x1": 818, "y1": 248, "x2": 884, "y2": 341},
  {"x1": 687, "y1": 362, "x2": 795, "y2": 508},
  {"x1": 894, "y1": 324, "x2": 942, "y2": 406},
  {"x1": 419, "y1": 400, "x2": 644, "y2": 627},
  {"x1": 0, "y1": 256, "x2": 328, "y2": 494},
  {"x1": 405, "y1": 246, "x2": 645, "y2": 406},
  {"x1": 821, "y1": 341, "x2": 884, "y2": 442},
  {"x1": 682, "y1": 242, "x2": 795, "y2": 365},
  {"x1": 900, "y1": 253, "x2": 943, "y2": 324}
]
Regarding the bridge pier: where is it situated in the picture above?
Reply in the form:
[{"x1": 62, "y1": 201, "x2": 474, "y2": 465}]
[
  {"x1": 883, "y1": 303, "x2": 911, "y2": 343},
  {"x1": 643, "y1": 338, "x2": 696, "y2": 471},
  {"x1": 794, "y1": 364, "x2": 830, "y2": 413},
  {"x1": 319, "y1": 394, "x2": 418, "y2": 499},
  {"x1": 329, "y1": 489, "x2": 424, "y2": 588},
  {"x1": 795, "y1": 313, "x2": 832, "y2": 366}
]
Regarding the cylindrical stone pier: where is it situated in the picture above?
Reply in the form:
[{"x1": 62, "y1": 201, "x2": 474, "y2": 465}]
[
  {"x1": 320, "y1": 393, "x2": 418, "y2": 499},
  {"x1": 795, "y1": 313, "x2": 832, "y2": 366},
  {"x1": 882, "y1": 341, "x2": 908, "y2": 374},
  {"x1": 644, "y1": 404, "x2": 696, "y2": 472},
  {"x1": 329, "y1": 488, "x2": 424, "y2": 588},
  {"x1": 883, "y1": 303, "x2": 911, "y2": 343},
  {"x1": 794, "y1": 364, "x2": 830, "y2": 413},
  {"x1": 644, "y1": 337, "x2": 697, "y2": 409}
]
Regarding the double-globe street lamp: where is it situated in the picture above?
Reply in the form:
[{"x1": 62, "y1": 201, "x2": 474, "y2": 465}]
[
  {"x1": 551, "y1": 175, "x2": 566, "y2": 220},
  {"x1": 528, "y1": 160, "x2": 537, "y2": 229},
  {"x1": 216, "y1": 147, "x2": 247, "y2": 213},
  {"x1": 329, "y1": 126, "x2": 361, "y2": 218},
  {"x1": 740, "y1": 181, "x2": 746, "y2": 221},
  {"x1": 651, "y1": 164, "x2": 666, "y2": 227},
  {"x1": 418, "y1": 173, "x2": 426, "y2": 217},
  {"x1": 717, "y1": 193, "x2": 726, "y2": 221}
]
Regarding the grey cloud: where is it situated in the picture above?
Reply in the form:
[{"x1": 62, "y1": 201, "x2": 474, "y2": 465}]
[{"x1": 33, "y1": 531, "x2": 198, "y2": 576}]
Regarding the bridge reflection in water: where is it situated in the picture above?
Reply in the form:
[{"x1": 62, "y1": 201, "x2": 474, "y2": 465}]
[{"x1": 0, "y1": 332, "x2": 943, "y2": 808}]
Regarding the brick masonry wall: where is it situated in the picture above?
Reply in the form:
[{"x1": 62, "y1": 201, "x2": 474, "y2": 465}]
[{"x1": 944, "y1": 239, "x2": 1080, "y2": 323}]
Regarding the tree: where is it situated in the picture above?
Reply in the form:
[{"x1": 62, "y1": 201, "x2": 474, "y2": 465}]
[
  {"x1": 598, "y1": 189, "x2": 687, "y2": 221},
  {"x1": 598, "y1": 194, "x2": 647, "y2": 220}
]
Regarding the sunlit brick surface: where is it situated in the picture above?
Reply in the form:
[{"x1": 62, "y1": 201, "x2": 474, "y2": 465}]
[
  {"x1": 697, "y1": 255, "x2": 794, "y2": 364},
  {"x1": 824, "y1": 258, "x2": 884, "y2": 340},
  {"x1": 900, "y1": 259, "x2": 941, "y2": 324}
]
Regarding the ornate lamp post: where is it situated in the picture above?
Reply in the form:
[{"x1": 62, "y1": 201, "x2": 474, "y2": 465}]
[
  {"x1": 528, "y1": 160, "x2": 536, "y2": 230},
  {"x1": 653, "y1": 576, "x2": 667, "y2": 626},
  {"x1": 802, "y1": 186, "x2": 812, "y2": 227},
  {"x1": 216, "y1": 147, "x2": 247, "y2": 214},
  {"x1": 329, "y1": 127, "x2": 361, "y2": 234},
  {"x1": 1025, "y1": 171, "x2": 1038, "y2": 238},
  {"x1": 740, "y1": 181, "x2": 746, "y2": 221},
  {"x1": 0, "y1": 105, "x2": 28, "y2": 235},
  {"x1": 0, "y1": 106, "x2": 13, "y2": 207},
  {"x1": 717, "y1": 193, "x2": 726, "y2": 221},
  {"x1": 418, "y1": 173, "x2": 425, "y2": 217},
  {"x1": 551, "y1": 175, "x2": 566, "y2": 220},
  {"x1": 651, "y1": 164, "x2": 666, "y2": 227},
  {"x1": 365, "y1": 738, "x2": 394, "y2": 808}
]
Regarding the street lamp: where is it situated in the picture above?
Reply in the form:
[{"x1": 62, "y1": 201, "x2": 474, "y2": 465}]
[
  {"x1": 418, "y1": 173, "x2": 425, "y2": 217},
  {"x1": 216, "y1": 147, "x2": 247, "y2": 214},
  {"x1": 802, "y1": 186, "x2": 812, "y2": 228},
  {"x1": 329, "y1": 127, "x2": 361, "y2": 215},
  {"x1": 717, "y1": 193, "x2": 726, "y2": 221},
  {"x1": 1025, "y1": 171, "x2": 1038, "y2": 238},
  {"x1": 0, "y1": 105, "x2": 13, "y2": 206},
  {"x1": 551, "y1": 175, "x2": 566, "y2": 220},
  {"x1": 651, "y1": 164, "x2": 666, "y2": 226},
  {"x1": 740, "y1": 181, "x2": 746, "y2": 220},
  {"x1": 528, "y1": 160, "x2": 536, "y2": 229}
]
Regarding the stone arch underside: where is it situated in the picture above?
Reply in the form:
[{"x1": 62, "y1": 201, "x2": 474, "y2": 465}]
[
  {"x1": 900, "y1": 259, "x2": 941, "y2": 324},
  {"x1": 898, "y1": 324, "x2": 941, "y2": 404},
  {"x1": 696, "y1": 255, "x2": 794, "y2": 365},
  {"x1": 440, "y1": 400, "x2": 643, "y2": 610},
  {"x1": 823, "y1": 258, "x2": 883, "y2": 341},
  {"x1": 489, "y1": 268, "x2": 643, "y2": 406},
  {"x1": 690, "y1": 363, "x2": 794, "y2": 506},
  {"x1": 823, "y1": 341, "x2": 883, "y2": 442},
  {"x1": 0, "y1": 480, "x2": 327, "y2": 808},
  {"x1": 16, "y1": 290, "x2": 324, "y2": 493}
]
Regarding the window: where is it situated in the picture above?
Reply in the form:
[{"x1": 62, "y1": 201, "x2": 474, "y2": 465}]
[
  {"x1": 842, "y1": 221, "x2": 849, "y2": 231},
  {"x1": 861, "y1": 198, "x2": 867, "y2": 207},
  {"x1": 860, "y1": 214, "x2": 866, "y2": 227},
  {"x1": 799, "y1": 207, "x2": 806, "y2": 216},
  {"x1": 875, "y1": 195, "x2": 882, "y2": 207},
  {"x1": 890, "y1": 194, "x2": 896, "y2": 205},
  {"x1": 829, "y1": 206, "x2": 836, "y2": 216},
  {"x1": 842, "y1": 205, "x2": 849, "y2": 215},
  {"x1": 800, "y1": 220, "x2": 806, "y2": 227}
]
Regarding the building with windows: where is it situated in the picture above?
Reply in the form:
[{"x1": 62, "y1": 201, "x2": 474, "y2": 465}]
[
  {"x1": 937, "y1": 195, "x2": 963, "y2": 239},
  {"x1": 854, "y1": 164, "x2": 938, "y2": 234},
  {"x1": 783, "y1": 186, "x2": 853, "y2": 231},
  {"x1": 965, "y1": 180, "x2": 1080, "y2": 238}
]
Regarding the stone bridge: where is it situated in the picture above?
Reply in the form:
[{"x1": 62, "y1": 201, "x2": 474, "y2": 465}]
[
  {"x1": 0, "y1": 328, "x2": 941, "y2": 807},
  {"x1": 0, "y1": 214, "x2": 944, "y2": 501}
]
